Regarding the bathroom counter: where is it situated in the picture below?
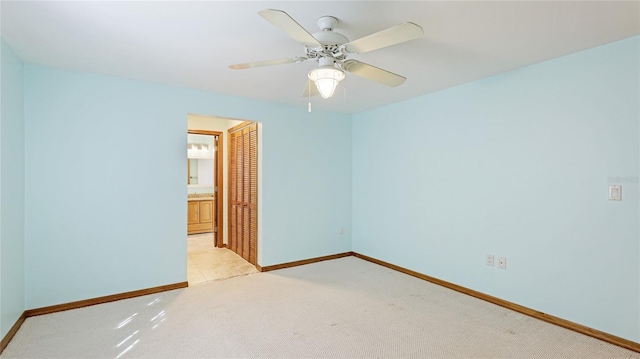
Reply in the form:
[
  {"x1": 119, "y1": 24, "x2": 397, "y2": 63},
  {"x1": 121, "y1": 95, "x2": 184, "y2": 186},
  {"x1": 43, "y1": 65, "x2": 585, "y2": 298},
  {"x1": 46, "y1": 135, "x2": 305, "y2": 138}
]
[{"x1": 188, "y1": 196, "x2": 214, "y2": 201}]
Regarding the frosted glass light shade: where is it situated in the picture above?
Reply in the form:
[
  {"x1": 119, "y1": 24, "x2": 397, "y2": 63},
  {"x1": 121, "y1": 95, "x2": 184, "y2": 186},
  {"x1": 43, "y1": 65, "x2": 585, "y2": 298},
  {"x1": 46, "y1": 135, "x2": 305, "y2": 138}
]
[{"x1": 308, "y1": 66, "x2": 345, "y2": 99}]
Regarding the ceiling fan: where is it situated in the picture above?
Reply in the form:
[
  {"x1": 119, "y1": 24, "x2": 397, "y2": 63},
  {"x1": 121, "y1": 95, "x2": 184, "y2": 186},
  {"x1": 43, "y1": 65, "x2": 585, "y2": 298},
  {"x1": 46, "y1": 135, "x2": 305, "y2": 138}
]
[{"x1": 229, "y1": 9, "x2": 424, "y2": 99}]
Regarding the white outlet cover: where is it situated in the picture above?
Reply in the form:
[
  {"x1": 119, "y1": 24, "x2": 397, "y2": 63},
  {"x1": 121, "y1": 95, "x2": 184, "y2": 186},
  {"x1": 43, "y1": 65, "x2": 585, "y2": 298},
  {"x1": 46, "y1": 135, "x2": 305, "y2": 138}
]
[
  {"x1": 486, "y1": 254, "x2": 494, "y2": 266},
  {"x1": 498, "y1": 257, "x2": 506, "y2": 269},
  {"x1": 608, "y1": 185, "x2": 622, "y2": 201}
]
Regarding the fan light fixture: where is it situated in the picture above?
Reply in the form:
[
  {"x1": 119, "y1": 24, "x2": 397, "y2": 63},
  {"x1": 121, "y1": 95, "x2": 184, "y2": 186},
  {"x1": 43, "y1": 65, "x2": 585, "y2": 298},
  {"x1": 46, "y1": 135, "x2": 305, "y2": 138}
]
[{"x1": 308, "y1": 66, "x2": 345, "y2": 99}]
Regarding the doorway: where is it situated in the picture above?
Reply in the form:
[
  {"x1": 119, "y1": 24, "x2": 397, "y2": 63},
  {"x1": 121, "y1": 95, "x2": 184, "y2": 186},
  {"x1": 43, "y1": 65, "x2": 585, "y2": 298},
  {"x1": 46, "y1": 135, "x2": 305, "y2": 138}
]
[
  {"x1": 186, "y1": 115, "x2": 260, "y2": 285},
  {"x1": 187, "y1": 131, "x2": 221, "y2": 244}
]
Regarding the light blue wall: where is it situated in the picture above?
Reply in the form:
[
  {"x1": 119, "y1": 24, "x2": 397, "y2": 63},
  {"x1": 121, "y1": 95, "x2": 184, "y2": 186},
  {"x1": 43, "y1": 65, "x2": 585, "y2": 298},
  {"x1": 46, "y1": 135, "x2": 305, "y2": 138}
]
[
  {"x1": 352, "y1": 36, "x2": 640, "y2": 342},
  {"x1": 0, "y1": 39, "x2": 26, "y2": 338},
  {"x1": 24, "y1": 65, "x2": 352, "y2": 309}
]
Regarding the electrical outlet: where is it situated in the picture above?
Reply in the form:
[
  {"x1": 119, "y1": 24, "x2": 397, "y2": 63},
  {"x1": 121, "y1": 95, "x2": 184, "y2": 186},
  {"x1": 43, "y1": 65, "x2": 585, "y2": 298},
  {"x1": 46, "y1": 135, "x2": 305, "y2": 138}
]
[
  {"x1": 498, "y1": 257, "x2": 507, "y2": 269},
  {"x1": 339, "y1": 226, "x2": 345, "y2": 235},
  {"x1": 486, "y1": 254, "x2": 494, "y2": 266}
]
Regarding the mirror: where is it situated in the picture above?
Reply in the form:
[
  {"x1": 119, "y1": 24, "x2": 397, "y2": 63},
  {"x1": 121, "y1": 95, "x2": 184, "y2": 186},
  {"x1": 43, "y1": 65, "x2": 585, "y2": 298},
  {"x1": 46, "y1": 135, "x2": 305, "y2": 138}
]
[
  {"x1": 188, "y1": 133, "x2": 215, "y2": 188},
  {"x1": 188, "y1": 158, "x2": 214, "y2": 185}
]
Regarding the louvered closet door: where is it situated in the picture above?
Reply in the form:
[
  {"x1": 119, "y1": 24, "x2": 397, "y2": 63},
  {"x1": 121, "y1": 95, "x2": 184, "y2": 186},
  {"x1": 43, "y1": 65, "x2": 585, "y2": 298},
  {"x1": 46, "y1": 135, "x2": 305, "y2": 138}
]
[
  {"x1": 248, "y1": 124, "x2": 258, "y2": 265},
  {"x1": 229, "y1": 132, "x2": 238, "y2": 254},
  {"x1": 228, "y1": 122, "x2": 258, "y2": 266},
  {"x1": 242, "y1": 127, "x2": 250, "y2": 262},
  {"x1": 236, "y1": 131, "x2": 244, "y2": 258}
]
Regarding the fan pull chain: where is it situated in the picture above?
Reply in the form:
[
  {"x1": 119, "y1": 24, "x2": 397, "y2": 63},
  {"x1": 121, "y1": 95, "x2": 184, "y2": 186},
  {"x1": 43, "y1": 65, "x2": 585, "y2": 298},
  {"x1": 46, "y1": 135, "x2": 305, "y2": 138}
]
[
  {"x1": 308, "y1": 80, "x2": 312, "y2": 113},
  {"x1": 343, "y1": 85, "x2": 346, "y2": 108}
]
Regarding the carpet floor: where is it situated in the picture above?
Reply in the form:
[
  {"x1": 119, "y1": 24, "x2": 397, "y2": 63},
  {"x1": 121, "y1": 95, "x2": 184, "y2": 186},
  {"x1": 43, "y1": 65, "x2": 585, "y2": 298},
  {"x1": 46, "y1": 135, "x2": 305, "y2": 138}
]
[{"x1": 2, "y1": 257, "x2": 638, "y2": 358}]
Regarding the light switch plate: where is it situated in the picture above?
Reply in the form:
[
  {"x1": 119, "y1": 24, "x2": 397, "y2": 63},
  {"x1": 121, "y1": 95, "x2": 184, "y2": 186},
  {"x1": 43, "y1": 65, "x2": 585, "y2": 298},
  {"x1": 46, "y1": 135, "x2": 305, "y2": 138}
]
[{"x1": 608, "y1": 185, "x2": 622, "y2": 201}]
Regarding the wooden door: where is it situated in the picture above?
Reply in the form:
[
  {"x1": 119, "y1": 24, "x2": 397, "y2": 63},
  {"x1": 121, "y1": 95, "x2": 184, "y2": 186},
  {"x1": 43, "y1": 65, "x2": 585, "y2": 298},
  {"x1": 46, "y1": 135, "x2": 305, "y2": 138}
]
[
  {"x1": 228, "y1": 122, "x2": 258, "y2": 266},
  {"x1": 248, "y1": 125, "x2": 258, "y2": 265},
  {"x1": 242, "y1": 127, "x2": 250, "y2": 262},
  {"x1": 229, "y1": 130, "x2": 239, "y2": 254}
]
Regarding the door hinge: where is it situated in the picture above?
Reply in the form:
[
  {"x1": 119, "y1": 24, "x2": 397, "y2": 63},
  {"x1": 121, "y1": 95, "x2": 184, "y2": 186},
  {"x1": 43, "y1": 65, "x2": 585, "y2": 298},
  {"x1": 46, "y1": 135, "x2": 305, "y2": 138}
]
[
  {"x1": 214, "y1": 226, "x2": 218, "y2": 233},
  {"x1": 214, "y1": 186, "x2": 218, "y2": 192}
]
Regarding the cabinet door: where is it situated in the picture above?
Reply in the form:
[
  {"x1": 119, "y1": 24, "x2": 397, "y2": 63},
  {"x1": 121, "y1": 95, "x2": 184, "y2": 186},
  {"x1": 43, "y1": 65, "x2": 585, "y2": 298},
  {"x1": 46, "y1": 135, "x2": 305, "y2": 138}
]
[
  {"x1": 199, "y1": 201, "x2": 213, "y2": 224},
  {"x1": 188, "y1": 201, "x2": 200, "y2": 225}
]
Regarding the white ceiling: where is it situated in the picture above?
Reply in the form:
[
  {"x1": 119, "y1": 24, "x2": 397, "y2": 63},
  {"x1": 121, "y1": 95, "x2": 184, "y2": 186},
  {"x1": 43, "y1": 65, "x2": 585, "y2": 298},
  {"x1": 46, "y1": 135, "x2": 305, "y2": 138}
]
[{"x1": 2, "y1": 1, "x2": 639, "y2": 114}]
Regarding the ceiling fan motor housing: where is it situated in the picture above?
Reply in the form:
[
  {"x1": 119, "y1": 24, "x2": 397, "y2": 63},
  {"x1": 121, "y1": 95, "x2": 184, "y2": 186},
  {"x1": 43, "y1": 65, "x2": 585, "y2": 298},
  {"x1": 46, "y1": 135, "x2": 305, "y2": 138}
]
[
  {"x1": 307, "y1": 16, "x2": 349, "y2": 62},
  {"x1": 317, "y1": 16, "x2": 338, "y2": 31}
]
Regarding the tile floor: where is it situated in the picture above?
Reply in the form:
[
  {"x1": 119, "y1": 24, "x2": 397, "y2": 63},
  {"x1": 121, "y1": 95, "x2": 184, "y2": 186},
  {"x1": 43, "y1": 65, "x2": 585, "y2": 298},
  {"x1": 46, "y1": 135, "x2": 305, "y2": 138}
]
[{"x1": 187, "y1": 233, "x2": 258, "y2": 285}]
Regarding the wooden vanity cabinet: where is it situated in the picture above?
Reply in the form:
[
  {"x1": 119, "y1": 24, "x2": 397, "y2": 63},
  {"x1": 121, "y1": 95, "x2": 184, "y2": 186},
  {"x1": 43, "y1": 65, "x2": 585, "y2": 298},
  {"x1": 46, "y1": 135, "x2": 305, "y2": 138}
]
[{"x1": 188, "y1": 199, "x2": 214, "y2": 234}]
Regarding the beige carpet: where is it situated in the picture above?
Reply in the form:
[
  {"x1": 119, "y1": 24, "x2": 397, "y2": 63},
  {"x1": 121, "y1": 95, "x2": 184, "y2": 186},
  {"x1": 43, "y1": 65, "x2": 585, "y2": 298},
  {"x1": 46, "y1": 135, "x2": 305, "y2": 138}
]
[
  {"x1": 3, "y1": 257, "x2": 638, "y2": 358},
  {"x1": 187, "y1": 233, "x2": 258, "y2": 285}
]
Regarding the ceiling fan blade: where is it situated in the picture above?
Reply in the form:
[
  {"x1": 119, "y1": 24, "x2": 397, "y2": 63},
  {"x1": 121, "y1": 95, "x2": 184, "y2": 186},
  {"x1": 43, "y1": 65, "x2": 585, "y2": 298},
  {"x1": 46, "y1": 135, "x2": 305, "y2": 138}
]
[
  {"x1": 341, "y1": 60, "x2": 406, "y2": 87},
  {"x1": 341, "y1": 22, "x2": 424, "y2": 55},
  {"x1": 229, "y1": 56, "x2": 307, "y2": 70},
  {"x1": 302, "y1": 79, "x2": 320, "y2": 97},
  {"x1": 258, "y1": 9, "x2": 322, "y2": 48}
]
